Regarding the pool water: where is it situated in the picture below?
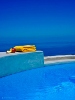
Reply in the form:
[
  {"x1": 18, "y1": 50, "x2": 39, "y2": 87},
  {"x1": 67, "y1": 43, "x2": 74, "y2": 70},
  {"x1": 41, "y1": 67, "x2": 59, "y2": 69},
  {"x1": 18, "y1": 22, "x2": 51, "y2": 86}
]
[{"x1": 0, "y1": 62, "x2": 75, "y2": 100}]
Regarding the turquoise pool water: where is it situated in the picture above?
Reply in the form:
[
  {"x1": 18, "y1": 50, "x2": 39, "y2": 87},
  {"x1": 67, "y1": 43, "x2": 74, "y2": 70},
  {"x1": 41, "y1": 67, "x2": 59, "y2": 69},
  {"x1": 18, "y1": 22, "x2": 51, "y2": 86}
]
[{"x1": 0, "y1": 62, "x2": 75, "y2": 100}]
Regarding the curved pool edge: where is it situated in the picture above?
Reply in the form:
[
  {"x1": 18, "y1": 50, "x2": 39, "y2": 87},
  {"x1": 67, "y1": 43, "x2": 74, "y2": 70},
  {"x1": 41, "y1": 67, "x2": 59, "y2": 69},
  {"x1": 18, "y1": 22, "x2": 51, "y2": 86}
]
[
  {"x1": 44, "y1": 55, "x2": 75, "y2": 66},
  {"x1": 0, "y1": 52, "x2": 75, "y2": 78}
]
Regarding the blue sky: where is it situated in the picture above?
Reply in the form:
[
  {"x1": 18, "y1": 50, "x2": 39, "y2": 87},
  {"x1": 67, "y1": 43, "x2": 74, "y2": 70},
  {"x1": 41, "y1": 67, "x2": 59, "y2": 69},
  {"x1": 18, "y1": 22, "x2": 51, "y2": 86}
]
[{"x1": 0, "y1": 0, "x2": 75, "y2": 41}]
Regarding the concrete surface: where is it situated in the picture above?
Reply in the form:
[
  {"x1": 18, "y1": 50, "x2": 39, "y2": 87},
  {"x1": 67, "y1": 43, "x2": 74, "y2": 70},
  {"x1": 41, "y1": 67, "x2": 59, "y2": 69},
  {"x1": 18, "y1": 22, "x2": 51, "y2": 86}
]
[{"x1": 0, "y1": 51, "x2": 44, "y2": 78}]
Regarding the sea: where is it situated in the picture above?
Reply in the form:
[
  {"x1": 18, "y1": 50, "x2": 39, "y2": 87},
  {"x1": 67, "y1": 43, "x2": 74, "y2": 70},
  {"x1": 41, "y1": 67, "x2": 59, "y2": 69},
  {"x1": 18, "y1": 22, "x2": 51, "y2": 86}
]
[{"x1": 0, "y1": 37, "x2": 75, "y2": 56}]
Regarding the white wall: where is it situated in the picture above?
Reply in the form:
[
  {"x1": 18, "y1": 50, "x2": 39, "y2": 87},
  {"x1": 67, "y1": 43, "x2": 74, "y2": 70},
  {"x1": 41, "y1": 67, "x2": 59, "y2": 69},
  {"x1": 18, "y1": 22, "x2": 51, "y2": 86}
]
[{"x1": 0, "y1": 51, "x2": 44, "y2": 78}]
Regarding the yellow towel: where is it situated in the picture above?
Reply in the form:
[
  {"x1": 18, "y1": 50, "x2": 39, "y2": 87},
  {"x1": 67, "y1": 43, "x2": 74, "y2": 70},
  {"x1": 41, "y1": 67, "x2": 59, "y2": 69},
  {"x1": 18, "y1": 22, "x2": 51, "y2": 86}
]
[{"x1": 14, "y1": 45, "x2": 36, "y2": 52}]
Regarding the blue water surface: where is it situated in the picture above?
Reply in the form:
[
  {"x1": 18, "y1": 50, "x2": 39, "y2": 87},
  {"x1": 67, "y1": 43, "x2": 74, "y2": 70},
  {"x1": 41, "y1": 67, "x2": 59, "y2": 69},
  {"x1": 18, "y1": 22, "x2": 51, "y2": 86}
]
[{"x1": 0, "y1": 62, "x2": 75, "y2": 100}]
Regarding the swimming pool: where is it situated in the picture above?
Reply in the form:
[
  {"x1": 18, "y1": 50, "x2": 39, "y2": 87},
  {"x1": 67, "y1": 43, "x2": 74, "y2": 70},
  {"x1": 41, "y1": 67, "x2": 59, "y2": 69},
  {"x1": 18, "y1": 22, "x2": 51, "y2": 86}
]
[{"x1": 0, "y1": 62, "x2": 75, "y2": 100}]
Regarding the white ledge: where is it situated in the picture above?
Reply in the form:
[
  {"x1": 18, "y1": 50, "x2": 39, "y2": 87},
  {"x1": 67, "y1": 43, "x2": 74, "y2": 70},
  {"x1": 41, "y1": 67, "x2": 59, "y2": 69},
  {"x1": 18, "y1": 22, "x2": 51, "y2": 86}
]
[
  {"x1": 0, "y1": 51, "x2": 43, "y2": 58},
  {"x1": 0, "y1": 52, "x2": 75, "y2": 78},
  {"x1": 44, "y1": 55, "x2": 75, "y2": 65}
]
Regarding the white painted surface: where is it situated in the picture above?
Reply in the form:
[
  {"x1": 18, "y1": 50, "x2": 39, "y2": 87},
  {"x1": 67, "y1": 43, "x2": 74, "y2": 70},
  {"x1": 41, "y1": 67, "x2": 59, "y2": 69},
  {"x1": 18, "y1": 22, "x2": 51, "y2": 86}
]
[
  {"x1": 0, "y1": 51, "x2": 43, "y2": 58},
  {"x1": 44, "y1": 55, "x2": 75, "y2": 65},
  {"x1": 0, "y1": 51, "x2": 44, "y2": 78}
]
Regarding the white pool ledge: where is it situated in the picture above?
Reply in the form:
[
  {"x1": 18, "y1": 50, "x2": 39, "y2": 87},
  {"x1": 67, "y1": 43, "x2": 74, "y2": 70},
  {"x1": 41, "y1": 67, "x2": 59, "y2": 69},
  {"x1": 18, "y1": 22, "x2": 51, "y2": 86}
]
[
  {"x1": 44, "y1": 55, "x2": 75, "y2": 65},
  {"x1": 0, "y1": 52, "x2": 75, "y2": 78}
]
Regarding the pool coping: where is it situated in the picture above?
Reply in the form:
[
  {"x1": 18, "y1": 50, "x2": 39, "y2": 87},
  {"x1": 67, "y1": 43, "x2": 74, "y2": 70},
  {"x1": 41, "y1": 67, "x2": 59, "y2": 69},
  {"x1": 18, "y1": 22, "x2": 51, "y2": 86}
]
[
  {"x1": 44, "y1": 55, "x2": 75, "y2": 66},
  {"x1": 0, "y1": 51, "x2": 43, "y2": 58},
  {"x1": 0, "y1": 52, "x2": 75, "y2": 66}
]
